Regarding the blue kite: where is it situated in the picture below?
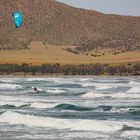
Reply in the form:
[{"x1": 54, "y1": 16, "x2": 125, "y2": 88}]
[{"x1": 13, "y1": 12, "x2": 23, "y2": 28}]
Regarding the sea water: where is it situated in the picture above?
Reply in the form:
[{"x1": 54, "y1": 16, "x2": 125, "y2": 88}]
[{"x1": 0, "y1": 77, "x2": 140, "y2": 140}]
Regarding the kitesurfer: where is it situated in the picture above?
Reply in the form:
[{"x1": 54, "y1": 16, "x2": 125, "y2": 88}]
[{"x1": 33, "y1": 87, "x2": 39, "y2": 93}]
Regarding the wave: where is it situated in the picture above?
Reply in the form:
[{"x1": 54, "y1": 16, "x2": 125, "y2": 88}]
[
  {"x1": 54, "y1": 103, "x2": 140, "y2": 113},
  {"x1": 79, "y1": 78, "x2": 91, "y2": 82},
  {"x1": 31, "y1": 103, "x2": 93, "y2": 111},
  {"x1": 93, "y1": 106, "x2": 140, "y2": 113},
  {"x1": 26, "y1": 78, "x2": 47, "y2": 82},
  {"x1": 0, "y1": 104, "x2": 29, "y2": 109},
  {"x1": 0, "y1": 79, "x2": 14, "y2": 83},
  {"x1": 54, "y1": 103, "x2": 93, "y2": 111},
  {"x1": 95, "y1": 85, "x2": 113, "y2": 90},
  {"x1": 1, "y1": 111, "x2": 140, "y2": 133},
  {"x1": 0, "y1": 83, "x2": 22, "y2": 90},
  {"x1": 0, "y1": 101, "x2": 29, "y2": 108},
  {"x1": 82, "y1": 83, "x2": 119, "y2": 90},
  {"x1": 97, "y1": 105, "x2": 112, "y2": 111},
  {"x1": 20, "y1": 101, "x2": 140, "y2": 113},
  {"x1": 46, "y1": 103, "x2": 140, "y2": 114},
  {"x1": 82, "y1": 83, "x2": 96, "y2": 87},
  {"x1": 82, "y1": 92, "x2": 140, "y2": 99},
  {"x1": 129, "y1": 81, "x2": 140, "y2": 86},
  {"x1": 122, "y1": 131, "x2": 140, "y2": 137},
  {"x1": 121, "y1": 125, "x2": 140, "y2": 131},
  {"x1": 31, "y1": 102, "x2": 59, "y2": 109},
  {"x1": 127, "y1": 87, "x2": 140, "y2": 93},
  {"x1": 127, "y1": 81, "x2": 140, "y2": 93},
  {"x1": 82, "y1": 92, "x2": 109, "y2": 98},
  {"x1": 53, "y1": 79, "x2": 75, "y2": 84},
  {"x1": 47, "y1": 89, "x2": 66, "y2": 94}
]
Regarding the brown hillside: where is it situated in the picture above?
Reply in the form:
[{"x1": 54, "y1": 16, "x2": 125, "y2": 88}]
[{"x1": 0, "y1": 0, "x2": 140, "y2": 51}]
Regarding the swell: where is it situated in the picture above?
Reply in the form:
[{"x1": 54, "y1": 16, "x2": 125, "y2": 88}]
[
  {"x1": 1, "y1": 101, "x2": 140, "y2": 114},
  {"x1": 82, "y1": 92, "x2": 140, "y2": 99},
  {"x1": 0, "y1": 104, "x2": 30, "y2": 109},
  {"x1": 54, "y1": 103, "x2": 93, "y2": 111},
  {"x1": 62, "y1": 105, "x2": 113, "y2": 112},
  {"x1": 54, "y1": 104, "x2": 140, "y2": 114}
]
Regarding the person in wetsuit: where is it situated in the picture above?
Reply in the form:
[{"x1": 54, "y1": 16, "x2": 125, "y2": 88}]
[{"x1": 33, "y1": 87, "x2": 39, "y2": 93}]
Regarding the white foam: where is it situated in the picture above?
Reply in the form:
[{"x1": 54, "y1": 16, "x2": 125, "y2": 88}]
[
  {"x1": 79, "y1": 78, "x2": 90, "y2": 82},
  {"x1": 0, "y1": 96, "x2": 58, "y2": 109},
  {"x1": 82, "y1": 83, "x2": 96, "y2": 87},
  {"x1": 26, "y1": 78, "x2": 47, "y2": 82},
  {"x1": 82, "y1": 82, "x2": 118, "y2": 90},
  {"x1": 54, "y1": 79, "x2": 75, "y2": 85},
  {"x1": 122, "y1": 131, "x2": 140, "y2": 137},
  {"x1": 65, "y1": 131, "x2": 109, "y2": 139},
  {"x1": 82, "y1": 92, "x2": 140, "y2": 99},
  {"x1": 47, "y1": 89, "x2": 66, "y2": 94},
  {"x1": 0, "y1": 83, "x2": 22, "y2": 90},
  {"x1": 95, "y1": 85, "x2": 113, "y2": 90},
  {"x1": 82, "y1": 92, "x2": 104, "y2": 98},
  {"x1": 0, "y1": 79, "x2": 13, "y2": 83},
  {"x1": 127, "y1": 87, "x2": 140, "y2": 93},
  {"x1": 0, "y1": 111, "x2": 134, "y2": 132},
  {"x1": 129, "y1": 81, "x2": 140, "y2": 86},
  {"x1": 1, "y1": 111, "x2": 140, "y2": 133},
  {"x1": 111, "y1": 107, "x2": 140, "y2": 113},
  {"x1": 31, "y1": 102, "x2": 58, "y2": 109},
  {"x1": 128, "y1": 81, "x2": 140, "y2": 93}
]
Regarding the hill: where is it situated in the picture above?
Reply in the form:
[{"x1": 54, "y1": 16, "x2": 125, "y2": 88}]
[{"x1": 0, "y1": 0, "x2": 140, "y2": 57}]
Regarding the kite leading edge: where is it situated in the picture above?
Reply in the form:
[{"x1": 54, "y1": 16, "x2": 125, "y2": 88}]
[{"x1": 13, "y1": 12, "x2": 23, "y2": 28}]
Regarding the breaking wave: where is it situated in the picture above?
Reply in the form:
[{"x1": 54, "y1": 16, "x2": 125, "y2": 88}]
[
  {"x1": 82, "y1": 82, "x2": 121, "y2": 90},
  {"x1": 26, "y1": 78, "x2": 48, "y2": 82},
  {"x1": 127, "y1": 87, "x2": 140, "y2": 93},
  {"x1": 82, "y1": 91, "x2": 140, "y2": 99},
  {"x1": 0, "y1": 83, "x2": 22, "y2": 90},
  {"x1": 127, "y1": 81, "x2": 140, "y2": 93},
  {"x1": 0, "y1": 79, "x2": 14, "y2": 83},
  {"x1": 54, "y1": 103, "x2": 93, "y2": 111},
  {"x1": 31, "y1": 102, "x2": 59, "y2": 109},
  {"x1": 47, "y1": 89, "x2": 66, "y2": 94},
  {"x1": 0, "y1": 111, "x2": 140, "y2": 133}
]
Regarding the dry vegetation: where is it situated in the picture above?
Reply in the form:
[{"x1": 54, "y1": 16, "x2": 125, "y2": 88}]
[{"x1": 0, "y1": 42, "x2": 139, "y2": 65}]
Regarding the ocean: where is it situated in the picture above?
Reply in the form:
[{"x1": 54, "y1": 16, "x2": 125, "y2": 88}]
[{"x1": 0, "y1": 77, "x2": 140, "y2": 140}]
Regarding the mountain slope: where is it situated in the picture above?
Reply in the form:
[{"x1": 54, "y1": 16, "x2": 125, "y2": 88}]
[{"x1": 0, "y1": 0, "x2": 140, "y2": 52}]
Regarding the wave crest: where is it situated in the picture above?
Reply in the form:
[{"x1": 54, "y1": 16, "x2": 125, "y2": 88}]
[
  {"x1": 54, "y1": 103, "x2": 93, "y2": 111},
  {"x1": 0, "y1": 83, "x2": 22, "y2": 90},
  {"x1": 1, "y1": 111, "x2": 135, "y2": 132},
  {"x1": 82, "y1": 92, "x2": 140, "y2": 99}
]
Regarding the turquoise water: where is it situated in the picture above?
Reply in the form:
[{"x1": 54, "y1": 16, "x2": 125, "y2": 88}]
[{"x1": 0, "y1": 77, "x2": 140, "y2": 140}]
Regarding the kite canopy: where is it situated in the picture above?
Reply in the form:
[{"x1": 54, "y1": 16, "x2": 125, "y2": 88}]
[{"x1": 13, "y1": 12, "x2": 23, "y2": 28}]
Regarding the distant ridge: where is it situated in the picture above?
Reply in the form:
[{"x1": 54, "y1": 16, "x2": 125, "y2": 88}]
[{"x1": 0, "y1": 0, "x2": 140, "y2": 52}]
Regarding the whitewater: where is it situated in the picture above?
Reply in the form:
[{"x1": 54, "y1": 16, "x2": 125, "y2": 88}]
[{"x1": 0, "y1": 77, "x2": 140, "y2": 140}]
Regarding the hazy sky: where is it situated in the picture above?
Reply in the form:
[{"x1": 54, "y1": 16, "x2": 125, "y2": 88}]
[{"x1": 57, "y1": 0, "x2": 140, "y2": 16}]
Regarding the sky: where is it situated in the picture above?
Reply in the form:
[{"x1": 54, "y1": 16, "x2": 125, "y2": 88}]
[{"x1": 57, "y1": 0, "x2": 140, "y2": 16}]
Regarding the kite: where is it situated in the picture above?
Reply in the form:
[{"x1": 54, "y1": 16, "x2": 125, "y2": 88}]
[{"x1": 13, "y1": 12, "x2": 23, "y2": 28}]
